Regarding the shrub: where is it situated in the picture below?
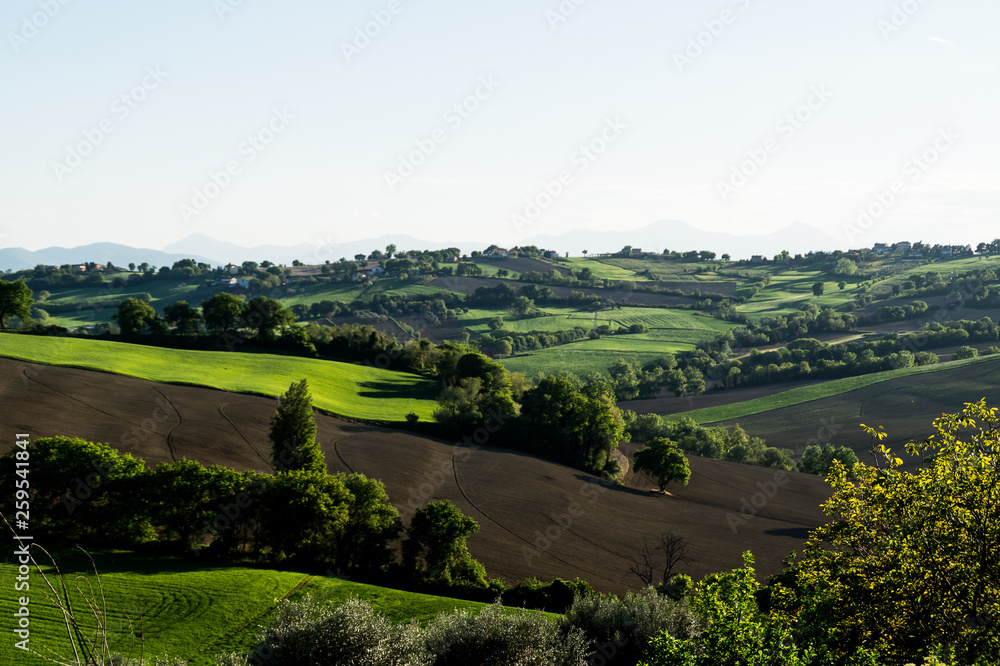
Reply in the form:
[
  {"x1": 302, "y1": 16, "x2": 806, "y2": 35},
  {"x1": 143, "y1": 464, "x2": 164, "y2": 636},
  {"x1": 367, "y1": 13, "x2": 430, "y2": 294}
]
[
  {"x1": 564, "y1": 588, "x2": 701, "y2": 666},
  {"x1": 424, "y1": 603, "x2": 591, "y2": 666},
  {"x1": 225, "y1": 597, "x2": 430, "y2": 666},
  {"x1": 955, "y1": 345, "x2": 979, "y2": 360}
]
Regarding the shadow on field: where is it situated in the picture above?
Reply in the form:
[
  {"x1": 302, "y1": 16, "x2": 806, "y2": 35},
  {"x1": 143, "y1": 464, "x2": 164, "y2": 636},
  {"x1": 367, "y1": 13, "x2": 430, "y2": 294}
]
[{"x1": 356, "y1": 380, "x2": 437, "y2": 400}]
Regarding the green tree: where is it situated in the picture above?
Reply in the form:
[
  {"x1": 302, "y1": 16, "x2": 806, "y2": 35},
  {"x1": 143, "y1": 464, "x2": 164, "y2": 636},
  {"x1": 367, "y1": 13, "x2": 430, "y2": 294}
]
[
  {"x1": 812, "y1": 282, "x2": 825, "y2": 297},
  {"x1": 838, "y1": 281, "x2": 847, "y2": 290},
  {"x1": 509, "y1": 295, "x2": 534, "y2": 316},
  {"x1": 112, "y1": 297, "x2": 160, "y2": 335},
  {"x1": 643, "y1": 553, "x2": 815, "y2": 666},
  {"x1": 269, "y1": 379, "x2": 326, "y2": 474},
  {"x1": 0, "y1": 279, "x2": 33, "y2": 329},
  {"x1": 403, "y1": 500, "x2": 486, "y2": 587},
  {"x1": 334, "y1": 473, "x2": 403, "y2": 575},
  {"x1": 243, "y1": 295, "x2": 296, "y2": 340},
  {"x1": 792, "y1": 402, "x2": 1000, "y2": 663},
  {"x1": 163, "y1": 300, "x2": 203, "y2": 334},
  {"x1": 488, "y1": 315, "x2": 504, "y2": 331},
  {"x1": 633, "y1": 438, "x2": 691, "y2": 492},
  {"x1": 955, "y1": 345, "x2": 979, "y2": 360},
  {"x1": 260, "y1": 470, "x2": 351, "y2": 562},
  {"x1": 202, "y1": 292, "x2": 245, "y2": 334}
]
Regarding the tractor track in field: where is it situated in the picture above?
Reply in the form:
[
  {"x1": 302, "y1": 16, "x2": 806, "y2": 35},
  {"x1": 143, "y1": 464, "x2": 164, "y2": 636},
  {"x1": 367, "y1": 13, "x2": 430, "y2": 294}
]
[
  {"x1": 152, "y1": 387, "x2": 180, "y2": 462},
  {"x1": 218, "y1": 404, "x2": 271, "y2": 469},
  {"x1": 451, "y1": 452, "x2": 611, "y2": 583}
]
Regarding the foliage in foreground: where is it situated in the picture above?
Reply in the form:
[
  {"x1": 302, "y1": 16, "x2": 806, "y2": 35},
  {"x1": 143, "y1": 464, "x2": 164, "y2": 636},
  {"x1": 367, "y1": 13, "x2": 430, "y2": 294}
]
[{"x1": 219, "y1": 597, "x2": 592, "y2": 666}]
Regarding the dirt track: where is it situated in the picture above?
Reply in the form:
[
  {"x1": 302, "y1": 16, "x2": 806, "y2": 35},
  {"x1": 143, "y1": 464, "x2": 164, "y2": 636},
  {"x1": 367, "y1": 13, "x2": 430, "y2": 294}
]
[{"x1": 0, "y1": 358, "x2": 831, "y2": 592}]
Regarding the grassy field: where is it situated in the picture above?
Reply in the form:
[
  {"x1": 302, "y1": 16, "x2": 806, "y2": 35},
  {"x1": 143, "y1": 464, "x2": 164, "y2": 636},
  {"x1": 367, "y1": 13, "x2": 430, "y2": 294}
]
[
  {"x1": 0, "y1": 335, "x2": 439, "y2": 422},
  {"x1": 0, "y1": 553, "x2": 496, "y2": 666},
  {"x1": 562, "y1": 257, "x2": 650, "y2": 281},
  {"x1": 672, "y1": 353, "x2": 1000, "y2": 424},
  {"x1": 735, "y1": 268, "x2": 864, "y2": 317},
  {"x1": 500, "y1": 346, "x2": 675, "y2": 378}
]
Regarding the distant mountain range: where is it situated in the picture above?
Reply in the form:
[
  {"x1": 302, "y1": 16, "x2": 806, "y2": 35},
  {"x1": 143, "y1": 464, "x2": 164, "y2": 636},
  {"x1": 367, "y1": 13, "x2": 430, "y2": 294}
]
[{"x1": 0, "y1": 222, "x2": 847, "y2": 272}]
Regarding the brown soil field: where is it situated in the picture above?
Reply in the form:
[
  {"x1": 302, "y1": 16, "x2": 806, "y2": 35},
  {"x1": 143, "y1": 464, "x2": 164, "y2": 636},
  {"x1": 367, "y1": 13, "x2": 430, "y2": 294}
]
[
  {"x1": 477, "y1": 256, "x2": 570, "y2": 276},
  {"x1": 622, "y1": 358, "x2": 1000, "y2": 472},
  {"x1": 0, "y1": 358, "x2": 831, "y2": 592}
]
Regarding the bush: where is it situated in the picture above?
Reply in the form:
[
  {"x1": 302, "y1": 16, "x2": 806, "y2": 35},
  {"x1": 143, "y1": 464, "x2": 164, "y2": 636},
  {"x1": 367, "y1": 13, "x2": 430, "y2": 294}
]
[
  {"x1": 563, "y1": 588, "x2": 701, "y2": 666},
  {"x1": 225, "y1": 597, "x2": 429, "y2": 666},
  {"x1": 425, "y1": 603, "x2": 591, "y2": 666},
  {"x1": 955, "y1": 345, "x2": 979, "y2": 360}
]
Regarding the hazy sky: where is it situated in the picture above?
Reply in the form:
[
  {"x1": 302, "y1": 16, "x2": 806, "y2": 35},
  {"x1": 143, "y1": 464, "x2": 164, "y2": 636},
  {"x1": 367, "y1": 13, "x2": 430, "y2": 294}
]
[{"x1": 1, "y1": 0, "x2": 997, "y2": 252}]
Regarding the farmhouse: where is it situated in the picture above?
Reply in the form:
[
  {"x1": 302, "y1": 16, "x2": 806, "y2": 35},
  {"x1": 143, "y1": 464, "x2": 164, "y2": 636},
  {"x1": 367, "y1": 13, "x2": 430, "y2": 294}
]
[
  {"x1": 895, "y1": 241, "x2": 912, "y2": 252},
  {"x1": 873, "y1": 243, "x2": 891, "y2": 256},
  {"x1": 370, "y1": 266, "x2": 385, "y2": 276},
  {"x1": 223, "y1": 264, "x2": 239, "y2": 274},
  {"x1": 74, "y1": 264, "x2": 87, "y2": 272},
  {"x1": 237, "y1": 279, "x2": 251, "y2": 289},
  {"x1": 750, "y1": 255, "x2": 765, "y2": 264},
  {"x1": 486, "y1": 247, "x2": 510, "y2": 258},
  {"x1": 214, "y1": 277, "x2": 237, "y2": 287}
]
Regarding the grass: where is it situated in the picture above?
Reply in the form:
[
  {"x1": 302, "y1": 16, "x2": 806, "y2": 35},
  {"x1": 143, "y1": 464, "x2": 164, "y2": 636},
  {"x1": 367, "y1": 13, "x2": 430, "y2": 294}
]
[
  {"x1": 0, "y1": 552, "x2": 496, "y2": 666},
  {"x1": 561, "y1": 257, "x2": 650, "y2": 281},
  {"x1": 673, "y1": 353, "x2": 1000, "y2": 425},
  {"x1": 0, "y1": 334, "x2": 439, "y2": 422},
  {"x1": 735, "y1": 268, "x2": 864, "y2": 317},
  {"x1": 500, "y1": 346, "x2": 678, "y2": 378}
]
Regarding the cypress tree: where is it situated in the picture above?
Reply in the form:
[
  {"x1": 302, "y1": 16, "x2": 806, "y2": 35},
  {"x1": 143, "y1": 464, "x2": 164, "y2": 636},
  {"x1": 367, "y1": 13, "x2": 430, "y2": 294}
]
[{"x1": 269, "y1": 379, "x2": 325, "y2": 474}]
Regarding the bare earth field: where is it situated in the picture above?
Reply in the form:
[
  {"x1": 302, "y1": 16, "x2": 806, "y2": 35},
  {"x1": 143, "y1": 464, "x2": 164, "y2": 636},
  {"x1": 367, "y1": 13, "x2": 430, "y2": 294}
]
[
  {"x1": 624, "y1": 361, "x2": 1000, "y2": 471},
  {"x1": 1, "y1": 358, "x2": 830, "y2": 592}
]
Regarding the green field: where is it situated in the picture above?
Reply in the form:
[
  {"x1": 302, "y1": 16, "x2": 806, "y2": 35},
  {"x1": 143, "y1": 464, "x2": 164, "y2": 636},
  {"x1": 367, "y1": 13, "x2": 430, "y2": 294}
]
[
  {"x1": 0, "y1": 335, "x2": 438, "y2": 422},
  {"x1": 562, "y1": 257, "x2": 650, "y2": 281},
  {"x1": 735, "y1": 269, "x2": 864, "y2": 317},
  {"x1": 500, "y1": 346, "x2": 676, "y2": 378},
  {"x1": 0, "y1": 553, "x2": 495, "y2": 666},
  {"x1": 672, "y1": 353, "x2": 1000, "y2": 425}
]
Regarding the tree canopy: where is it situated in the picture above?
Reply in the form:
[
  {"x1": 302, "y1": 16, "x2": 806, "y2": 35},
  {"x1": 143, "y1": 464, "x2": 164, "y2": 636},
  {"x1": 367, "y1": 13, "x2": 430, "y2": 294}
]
[
  {"x1": 633, "y1": 438, "x2": 691, "y2": 492},
  {"x1": 0, "y1": 279, "x2": 32, "y2": 329},
  {"x1": 269, "y1": 379, "x2": 325, "y2": 474}
]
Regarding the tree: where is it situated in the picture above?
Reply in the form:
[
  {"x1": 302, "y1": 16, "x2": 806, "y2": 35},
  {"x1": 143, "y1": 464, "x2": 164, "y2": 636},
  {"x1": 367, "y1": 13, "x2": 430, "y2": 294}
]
[
  {"x1": 627, "y1": 532, "x2": 693, "y2": 588},
  {"x1": 791, "y1": 402, "x2": 1000, "y2": 663},
  {"x1": 163, "y1": 300, "x2": 203, "y2": 334},
  {"x1": 838, "y1": 281, "x2": 847, "y2": 290},
  {"x1": 269, "y1": 379, "x2": 326, "y2": 474},
  {"x1": 721, "y1": 254, "x2": 731, "y2": 262},
  {"x1": 385, "y1": 243, "x2": 397, "y2": 257},
  {"x1": 260, "y1": 470, "x2": 351, "y2": 562},
  {"x1": 633, "y1": 438, "x2": 691, "y2": 492},
  {"x1": 243, "y1": 296, "x2": 295, "y2": 340},
  {"x1": 335, "y1": 473, "x2": 403, "y2": 575},
  {"x1": 403, "y1": 500, "x2": 485, "y2": 586},
  {"x1": 488, "y1": 315, "x2": 504, "y2": 331},
  {"x1": 201, "y1": 292, "x2": 245, "y2": 334},
  {"x1": 812, "y1": 282, "x2": 825, "y2": 297},
  {"x1": 113, "y1": 298, "x2": 160, "y2": 335},
  {"x1": 955, "y1": 345, "x2": 979, "y2": 360},
  {"x1": 0, "y1": 279, "x2": 33, "y2": 329},
  {"x1": 509, "y1": 295, "x2": 534, "y2": 316}
]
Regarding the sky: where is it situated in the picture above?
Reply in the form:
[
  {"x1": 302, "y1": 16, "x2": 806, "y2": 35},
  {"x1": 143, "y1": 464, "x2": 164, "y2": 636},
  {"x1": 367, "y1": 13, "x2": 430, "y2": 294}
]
[{"x1": 1, "y1": 0, "x2": 997, "y2": 253}]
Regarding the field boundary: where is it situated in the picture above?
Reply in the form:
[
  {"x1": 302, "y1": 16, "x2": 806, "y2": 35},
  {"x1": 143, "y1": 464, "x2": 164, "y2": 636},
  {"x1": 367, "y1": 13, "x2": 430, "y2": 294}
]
[{"x1": 674, "y1": 354, "x2": 1000, "y2": 424}]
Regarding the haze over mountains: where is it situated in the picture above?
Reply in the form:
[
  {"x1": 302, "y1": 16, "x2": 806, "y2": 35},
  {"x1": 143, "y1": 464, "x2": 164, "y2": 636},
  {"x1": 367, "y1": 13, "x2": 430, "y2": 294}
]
[{"x1": 0, "y1": 221, "x2": 845, "y2": 272}]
